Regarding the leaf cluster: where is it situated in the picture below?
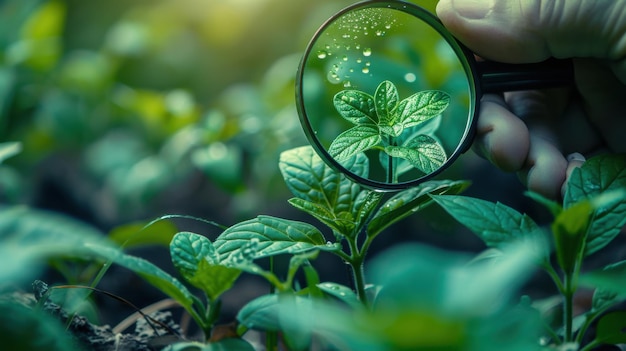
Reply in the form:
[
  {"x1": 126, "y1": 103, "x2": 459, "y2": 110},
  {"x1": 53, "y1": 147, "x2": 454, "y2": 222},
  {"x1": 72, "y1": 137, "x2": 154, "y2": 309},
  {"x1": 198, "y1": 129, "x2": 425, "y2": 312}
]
[{"x1": 329, "y1": 80, "x2": 449, "y2": 175}]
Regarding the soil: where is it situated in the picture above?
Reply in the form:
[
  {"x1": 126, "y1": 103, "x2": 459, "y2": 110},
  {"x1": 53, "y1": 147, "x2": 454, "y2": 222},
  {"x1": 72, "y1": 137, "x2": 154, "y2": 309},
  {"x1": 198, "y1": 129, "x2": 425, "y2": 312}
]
[{"x1": 9, "y1": 282, "x2": 184, "y2": 351}]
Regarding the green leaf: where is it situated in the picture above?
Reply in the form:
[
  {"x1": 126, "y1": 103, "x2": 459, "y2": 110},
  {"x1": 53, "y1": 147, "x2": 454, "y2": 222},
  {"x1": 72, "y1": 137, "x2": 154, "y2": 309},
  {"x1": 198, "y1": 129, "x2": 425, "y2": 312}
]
[
  {"x1": 0, "y1": 301, "x2": 80, "y2": 351},
  {"x1": 398, "y1": 90, "x2": 449, "y2": 128},
  {"x1": 0, "y1": 142, "x2": 21, "y2": 164},
  {"x1": 591, "y1": 289, "x2": 619, "y2": 313},
  {"x1": 170, "y1": 232, "x2": 240, "y2": 300},
  {"x1": 0, "y1": 206, "x2": 111, "y2": 283},
  {"x1": 333, "y1": 89, "x2": 377, "y2": 125},
  {"x1": 431, "y1": 195, "x2": 544, "y2": 251},
  {"x1": 317, "y1": 282, "x2": 361, "y2": 309},
  {"x1": 237, "y1": 294, "x2": 281, "y2": 332},
  {"x1": 214, "y1": 216, "x2": 337, "y2": 262},
  {"x1": 328, "y1": 124, "x2": 381, "y2": 161},
  {"x1": 374, "y1": 80, "x2": 399, "y2": 125},
  {"x1": 288, "y1": 198, "x2": 356, "y2": 237},
  {"x1": 551, "y1": 201, "x2": 592, "y2": 274},
  {"x1": 384, "y1": 135, "x2": 447, "y2": 174},
  {"x1": 580, "y1": 260, "x2": 626, "y2": 296},
  {"x1": 368, "y1": 180, "x2": 470, "y2": 239},
  {"x1": 564, "y1": 154, "x2": 626, "y2": 255},
  {"x1": 280, "y1": 146, "x2": 366, "y2": 212},
  {"x1": 378, "y1": 123, "x2": 404, "y2": 137},
  {"x1": 279, "y1": 146, "x2": 371, "y2": 238},
  {"x1": 594, "y1": 311, "x2": 626, "y2": 344},
  {"x1": 83, "y1": 244, "x2": 196, "y2": 312}
]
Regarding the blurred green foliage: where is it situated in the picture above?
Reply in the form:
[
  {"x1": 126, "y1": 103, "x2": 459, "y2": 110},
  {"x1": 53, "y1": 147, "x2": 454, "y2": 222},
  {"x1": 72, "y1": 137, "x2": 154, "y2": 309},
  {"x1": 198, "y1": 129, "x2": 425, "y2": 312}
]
[{"x1": 3, "y1": 0, "x2": 409, "y2": 223}]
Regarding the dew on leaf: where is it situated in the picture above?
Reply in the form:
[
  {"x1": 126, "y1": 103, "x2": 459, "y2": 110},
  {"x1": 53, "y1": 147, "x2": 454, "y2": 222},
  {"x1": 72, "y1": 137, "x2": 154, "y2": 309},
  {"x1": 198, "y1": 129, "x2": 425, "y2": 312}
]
[
  {"x1": 317, "y1": 51, "x2": 327, "y2": 59},
  {"x1": 363, "y1": 48, "x2": 372, "y2": 56}
]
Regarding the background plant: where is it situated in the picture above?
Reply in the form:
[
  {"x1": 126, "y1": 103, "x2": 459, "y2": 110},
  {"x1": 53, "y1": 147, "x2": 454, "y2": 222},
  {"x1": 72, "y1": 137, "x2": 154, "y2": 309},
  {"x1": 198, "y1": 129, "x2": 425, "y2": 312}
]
[{"x1": 432, "y1": 153, "x2": 626, "y2": 350}]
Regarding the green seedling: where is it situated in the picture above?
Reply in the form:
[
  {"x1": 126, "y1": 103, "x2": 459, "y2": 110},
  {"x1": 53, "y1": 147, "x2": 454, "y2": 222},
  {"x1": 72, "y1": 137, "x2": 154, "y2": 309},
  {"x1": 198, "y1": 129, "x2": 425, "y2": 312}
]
[{"x1": 329, "y1": 80, "x2": 449, "y2": 182}]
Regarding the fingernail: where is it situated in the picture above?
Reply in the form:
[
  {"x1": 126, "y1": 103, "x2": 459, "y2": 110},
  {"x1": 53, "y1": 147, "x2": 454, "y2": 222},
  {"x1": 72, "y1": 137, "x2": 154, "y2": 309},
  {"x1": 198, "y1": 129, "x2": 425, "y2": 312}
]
[
  {"x1": 566, "y1": 152, "x2": 586, "y2": 163},
  {"x1": 451, "y1": 0, "x2": 494, "y2": 19}
]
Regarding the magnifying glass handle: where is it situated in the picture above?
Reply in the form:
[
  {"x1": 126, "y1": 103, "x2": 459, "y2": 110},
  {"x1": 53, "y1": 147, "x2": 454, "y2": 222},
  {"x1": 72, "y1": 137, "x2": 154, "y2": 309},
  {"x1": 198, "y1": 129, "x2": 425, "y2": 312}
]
[{"x1": 477, "y1": 58, "x2": 574, "y2": 94}]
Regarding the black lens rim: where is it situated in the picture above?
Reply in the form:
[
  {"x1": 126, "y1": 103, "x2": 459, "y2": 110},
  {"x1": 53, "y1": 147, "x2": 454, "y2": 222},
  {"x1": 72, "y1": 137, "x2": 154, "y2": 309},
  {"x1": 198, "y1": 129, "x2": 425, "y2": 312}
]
[{"x1": 296, "y1": 0, "x2": 480, "y2": 191}]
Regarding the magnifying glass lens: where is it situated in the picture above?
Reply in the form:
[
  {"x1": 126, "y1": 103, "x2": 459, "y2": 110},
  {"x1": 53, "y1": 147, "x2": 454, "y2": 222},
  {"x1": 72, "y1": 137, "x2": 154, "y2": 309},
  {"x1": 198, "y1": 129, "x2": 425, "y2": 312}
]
[{"x1": 297, "y1": 2, "x2": 475, "y2": 190}]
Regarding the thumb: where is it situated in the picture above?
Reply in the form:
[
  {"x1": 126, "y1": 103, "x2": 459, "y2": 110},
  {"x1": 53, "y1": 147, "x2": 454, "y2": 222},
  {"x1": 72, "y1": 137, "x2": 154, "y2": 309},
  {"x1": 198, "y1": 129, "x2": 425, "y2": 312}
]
[{"x1": 436, "y1": 0, "x2": 626, "y2": 82}]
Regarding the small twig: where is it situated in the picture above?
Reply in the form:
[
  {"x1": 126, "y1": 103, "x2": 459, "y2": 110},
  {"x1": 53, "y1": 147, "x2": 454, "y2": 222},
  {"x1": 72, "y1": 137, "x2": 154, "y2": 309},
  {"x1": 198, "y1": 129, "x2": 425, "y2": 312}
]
[
  {"x1": 113, "y1": 298, "x2": 181, "y2": 334},
  {"x1": 50, "y1": 285, "x2": 182, "y2": 339}
]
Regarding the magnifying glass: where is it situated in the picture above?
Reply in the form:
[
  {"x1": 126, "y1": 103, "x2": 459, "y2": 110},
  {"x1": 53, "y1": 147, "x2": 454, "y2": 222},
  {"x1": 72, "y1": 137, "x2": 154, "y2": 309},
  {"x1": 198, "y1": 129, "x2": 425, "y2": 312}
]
[{"x1": 296, "y1": 0, "x2": 573, "y2": 191}]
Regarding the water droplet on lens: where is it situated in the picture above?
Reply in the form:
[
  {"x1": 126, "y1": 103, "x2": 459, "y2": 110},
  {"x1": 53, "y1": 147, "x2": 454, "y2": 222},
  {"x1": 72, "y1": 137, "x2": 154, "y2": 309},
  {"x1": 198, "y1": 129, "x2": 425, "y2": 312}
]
[
  {"x1": 404, "y1": 72, "x2": 417, "y2": 83},
  {"x1": 363, "y1": 48, "x2": 372, "y2": 56}
]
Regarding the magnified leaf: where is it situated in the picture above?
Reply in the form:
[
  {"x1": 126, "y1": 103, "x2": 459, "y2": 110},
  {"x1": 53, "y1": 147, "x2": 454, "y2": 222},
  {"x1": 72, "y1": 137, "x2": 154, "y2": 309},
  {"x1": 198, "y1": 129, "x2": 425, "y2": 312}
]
[
  {"x1": 333, "y1": 90, "x2": 377, "y2": 125},
  {"x1": 384, "y1": 135, "x2": 446, "y2": 174},
  {"x1": 378, "y1": 123, "x2": 403, "y2": 137},
  {"x1": 374, "y1": 80, "x2": 398, "y2": 125},
  {"x1": 398, "y1": 90, "x2": 449, "y2": 128},
  {"x1": 328, "y1": 124, "x2": 380, "y2": 161}
]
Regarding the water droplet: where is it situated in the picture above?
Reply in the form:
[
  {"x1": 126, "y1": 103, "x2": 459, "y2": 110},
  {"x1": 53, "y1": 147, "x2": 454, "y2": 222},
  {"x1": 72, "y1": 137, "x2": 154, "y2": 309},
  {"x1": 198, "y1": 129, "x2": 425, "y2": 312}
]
[
  {"x1": 325, "y1": 44, "x2": 331, "y2": 50},
  {"x1": 363, "y1": 48, "x2": 372, "y2": 56},
  {"x1": 375, "y1": 30, "x2": 384, "y2": 36},
  {"x1": 355, "y1": 44, "x2": 361, "y2": 50},
  {"x1": 385, "y1": 24, "x2": 391, "y2": 30},
  {"x1": 342, "y1": 55, "x2": 348, "y2": 62},
  {"x1": 342, "y1": 33, "x2": 351, "y2": 39},
  {"x1": 326, "y1": 241, "x2": 333, "y2": 246},
  {"x1": 365, "y1": 61, "x2": 371, "y2": 66},
  {"x1": 343, "y1": 81, "x2": 352, "y2": 88},
  {"x1": 316, "y1": 51, "x2": 327, "y2": 59},
  {"x1": 356, "y1": 58, "x2": 362, "y2": 63},
  {"x1": 362, "y1": 67, "x2": 370, "y2": 74},
  {"x1": 404, "y1": 72, "x2": 417, "y2": 83},
  {"x1": 339, "y1": 292, "x2": 346, "y2": 296}
]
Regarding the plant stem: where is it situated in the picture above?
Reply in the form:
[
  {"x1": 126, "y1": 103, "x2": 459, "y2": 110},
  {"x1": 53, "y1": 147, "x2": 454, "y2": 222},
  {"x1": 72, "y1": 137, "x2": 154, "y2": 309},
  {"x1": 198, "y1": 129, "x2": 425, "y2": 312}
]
[
  {"x1": 346, "y1": 237, "x2": 369, "y2": 307},
  {"x1": 563, "y1": 273, "x2": 574, "y2": 343}
]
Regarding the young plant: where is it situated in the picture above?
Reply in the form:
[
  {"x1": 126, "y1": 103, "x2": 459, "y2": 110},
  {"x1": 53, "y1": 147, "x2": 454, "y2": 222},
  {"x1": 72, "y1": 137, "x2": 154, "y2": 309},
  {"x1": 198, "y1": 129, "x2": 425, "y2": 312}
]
[
  {"x1": 432, "y1": 153, "x2": 626, "y2": 350},
  {"x1": 62, "y1": 145, "x2": 467, "y2": 350},
  {"x1": 329, "y1": 80, "x2": 450, "y2": 182}
]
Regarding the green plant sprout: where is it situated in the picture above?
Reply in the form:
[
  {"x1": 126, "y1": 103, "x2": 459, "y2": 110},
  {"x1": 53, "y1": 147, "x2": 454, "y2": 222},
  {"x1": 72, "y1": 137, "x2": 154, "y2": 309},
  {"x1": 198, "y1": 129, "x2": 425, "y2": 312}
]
[{"x1": 329, "y1": 80, "x2": 450, "y2": 182}]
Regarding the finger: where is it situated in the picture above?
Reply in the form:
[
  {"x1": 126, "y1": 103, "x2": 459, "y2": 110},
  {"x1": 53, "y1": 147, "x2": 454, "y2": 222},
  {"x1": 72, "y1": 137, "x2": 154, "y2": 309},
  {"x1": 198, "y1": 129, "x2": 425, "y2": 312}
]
[
  {"x1": 436, "y1": 0, "x2": 626, "y2": 83},
  {"x1": 573, "y1": 59, "x2": 626, "y2": 152},
  {"x1": 473, "y1": 94, "x2": 529, "y2": 172},
  {"x1": 503, "y1": 88, "x2": 603, "y2": 155},
  {"x1": 517, "y1": 135, "x2": 568, "y2": 200}
]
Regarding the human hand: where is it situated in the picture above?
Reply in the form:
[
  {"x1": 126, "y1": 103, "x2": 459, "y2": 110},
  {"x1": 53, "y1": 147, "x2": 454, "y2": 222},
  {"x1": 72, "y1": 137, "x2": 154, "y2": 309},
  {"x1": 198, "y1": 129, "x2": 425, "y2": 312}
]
[{"x1": 436, "y1": 0, "x2": 626, "y2": 199}]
